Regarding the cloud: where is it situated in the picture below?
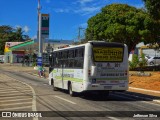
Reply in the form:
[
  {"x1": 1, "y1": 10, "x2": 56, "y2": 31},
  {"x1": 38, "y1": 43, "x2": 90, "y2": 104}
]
[
  {"x1": 14, "y1": 25, "x2": 30, "y2": 33},
  {"x1": 79, "y1": 23, "x2": 87, "y2": 28},
  {"x1": 32, "y1": 35, "x2": 37, "y2": 40},
  {"x1": 15, "y1": 25, "x2": 21, "y2": 29},
  {"x1": 134, "y1": 3, "x2": 144, "y2": 8},
  {"x1": 53, "y1": 0, "x2": 102, "y2": 16},
  {"x1": 54, "y1": 8, "x2": 70, "y2": 13},
  {"x1": 23, "y1": 26, "x2": 30, "y2": 33},
  {"x1": 74, "y1": 6, "x2": 101, "y2": 15},
  {"x1": 78, "y1": 0, "x2": 94, "y2": 5},
  {"x1": 73, "y1": 0, "x2": 102, "y2": 16}
]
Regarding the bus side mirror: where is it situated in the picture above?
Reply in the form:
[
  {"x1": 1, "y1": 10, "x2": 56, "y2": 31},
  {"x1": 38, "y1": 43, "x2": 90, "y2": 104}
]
[{"x1": 91, "y1": 66, "x2": 97, "y2": 76}]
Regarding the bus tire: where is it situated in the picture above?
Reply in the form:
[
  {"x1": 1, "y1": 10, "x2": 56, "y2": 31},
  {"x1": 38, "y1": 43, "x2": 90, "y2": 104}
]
[
  {"x1": 68, "y1": 83, "x2": 75, "y2": 97},
  {"x1": 53, "y1": 80, "x2": 57, "y2": 91}
]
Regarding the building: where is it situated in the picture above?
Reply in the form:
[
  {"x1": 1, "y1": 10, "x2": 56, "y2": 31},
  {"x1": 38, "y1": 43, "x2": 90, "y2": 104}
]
[{"x1": 4, "y1": 39, "x2": 74, "y2": 66}]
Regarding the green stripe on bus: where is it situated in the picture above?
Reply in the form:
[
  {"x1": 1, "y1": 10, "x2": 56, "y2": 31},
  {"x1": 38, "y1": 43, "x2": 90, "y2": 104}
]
[
  {"x1": 55, "y1": 76, "x2": 83, "y2": 82},
  {"x1": 52, "y1": 70, "x2": 57, "y2": 73}
]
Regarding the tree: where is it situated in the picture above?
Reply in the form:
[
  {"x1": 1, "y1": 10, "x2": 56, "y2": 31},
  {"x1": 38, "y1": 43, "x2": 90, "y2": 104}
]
[
  {"x1": 142, "y1": 0, "x2": 160, "y2": 48},
  {"x1": 129, "y1": 54, "x2": 139, "y2": 70},
  {"x1": 142, "y1": 0, "x2": 160, "y2": 20},
  {"x1": 85, "y1": 4, "x2": 159, "y2": 53},
  {"x1": 0, "y1": 25, "x2": 30, "y2": 54},
  {"x1": 15, "y1": 27, "x2": 23, "y2": 41}
]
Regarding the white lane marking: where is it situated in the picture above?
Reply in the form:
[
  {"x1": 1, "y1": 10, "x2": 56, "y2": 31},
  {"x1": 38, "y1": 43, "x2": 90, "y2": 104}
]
[
  {"x1": 0, "y1": 86, "x2": 30, "y2": 90},
  {"x1": 55, "y1": 96, "x2": 76, "y2": 104},
  {"x1": 0, "y1": 98, "x2": 32, "y2": 103},
  {"x1": 9, "y1": 79, "x2": 38, "y2": 120},
  {"x1": 0, "y1": 106, "x2": 32, "y2": 111},
  {"x1": 0, "y1": 88, "x2": 31, "y2": 92},
  {"x1": 0, "y1": 96, "x2": 32, "y2": 100},
  {"x1": 0, "y1": 92, "x2": 32, "y2": 97},
  {"x1": 0, "y1": 101, "x2": 32, "y2": 106},
  {"x1": 0, "y1": 90, "x2": 32, "y2": 94},
  {"x1": 108, "y1": 117, "x2": 121, "y2": 120},
  {"x1": 1, "y1": 70, "x2": 38, "y2": 120},
  {"x1": 129, "y1": 87, "x2": 160, "y2": 94}
]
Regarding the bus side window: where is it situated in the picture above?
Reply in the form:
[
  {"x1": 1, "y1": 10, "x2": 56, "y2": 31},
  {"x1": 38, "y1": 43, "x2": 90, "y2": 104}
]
[
  {"x1": 68, "y1": 50, "x2": 74, "y2": 68},
  {"x1": 52, "y1": 53, "x2": 54, "y2": 67},
  {"x1": 56, "y1": 52, "x2": 61, "y2": 68},
  {"x1": 75, "y1": 49, "x2": 78, "y2": 57},
  {"x1": 74, "y1": 47, "x2": 84, "y2": 68},
  {"x1": 62, "y1": 50, "x2": 68, "y2": 68},
  {"x1": 78, "y1": 48, "x2": 84, "y2": 57},
  {"x1": 54, "y1": 53, "x2": 58, "y2": 67},
  {"x1": 68, "y1": 50, "x2": 74, "y2": 58}
]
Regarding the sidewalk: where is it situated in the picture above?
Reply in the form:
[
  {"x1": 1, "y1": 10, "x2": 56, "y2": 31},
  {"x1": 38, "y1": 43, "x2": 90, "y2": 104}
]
[{"x1": 0, "y1": 63, "x2": 49, "y2": 77}]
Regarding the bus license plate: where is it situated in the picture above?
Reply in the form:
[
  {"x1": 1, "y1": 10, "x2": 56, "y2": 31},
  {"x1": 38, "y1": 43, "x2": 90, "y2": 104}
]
[{"x1": 104, "y1": 86, "x2": 112, "y2": 89}]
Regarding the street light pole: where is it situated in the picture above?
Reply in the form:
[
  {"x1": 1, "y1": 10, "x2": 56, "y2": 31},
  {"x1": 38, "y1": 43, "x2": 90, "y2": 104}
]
[{"x1": 78, "y1": 27, "x2": 85, "y2": 42}]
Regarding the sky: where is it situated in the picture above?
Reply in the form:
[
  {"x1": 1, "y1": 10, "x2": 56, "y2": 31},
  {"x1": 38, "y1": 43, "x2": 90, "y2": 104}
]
[{"x1": 0, "y1": 0, "x2": 144, "y2": 41}]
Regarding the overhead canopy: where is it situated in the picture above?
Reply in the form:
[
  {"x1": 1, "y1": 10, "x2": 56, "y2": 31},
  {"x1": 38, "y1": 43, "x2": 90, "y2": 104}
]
[
  {"x1": 9, "y1": 40, "x2": 34, "y2": 50},
  {"x1": 7, "y1": 39, "x2": 74, "y2": 54}
]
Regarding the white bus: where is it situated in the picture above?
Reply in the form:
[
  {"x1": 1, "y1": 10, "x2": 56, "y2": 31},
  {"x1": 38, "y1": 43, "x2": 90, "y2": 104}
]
[{"x1": 49, "y1": 41, "x2": 129, "y2": 96}]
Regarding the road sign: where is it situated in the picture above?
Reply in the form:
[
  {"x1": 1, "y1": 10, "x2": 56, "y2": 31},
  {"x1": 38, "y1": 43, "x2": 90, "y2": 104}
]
[
  {"x1": 41, "y1": 14, "x2": 49, "y2": 38},
  {"x1": 37, "y1": 57, "x2": 42, "y2": 66}
]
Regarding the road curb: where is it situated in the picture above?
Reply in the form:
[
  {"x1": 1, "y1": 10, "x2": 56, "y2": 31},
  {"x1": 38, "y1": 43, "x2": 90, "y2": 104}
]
[
  {"x1": 129, "y1": 87, "x2": 160, "y2": 94},
  {"x1": 129, "y1": 87, "x2": 160, "y2": 103}
]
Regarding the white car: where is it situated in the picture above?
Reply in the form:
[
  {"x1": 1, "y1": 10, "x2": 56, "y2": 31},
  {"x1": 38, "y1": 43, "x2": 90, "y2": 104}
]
[{"x1": 147, "y1": 56, "x2": 160, "y2": 65}]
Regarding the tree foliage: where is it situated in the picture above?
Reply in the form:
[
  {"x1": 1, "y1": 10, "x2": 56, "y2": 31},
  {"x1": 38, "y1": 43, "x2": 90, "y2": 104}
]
[
  {"x1": 85, "y1": 4, "x2": 160, "y2": 53},
  {"x1": 0, "y1": 25, "x2": 30, "y2": 54},
  {"x1": 142, "y1": 0, "x2": 160, "y2": 48},
  {"x1": 129, "y1": 53, "x2": 147, "y2": 70},
  {"x1": 143, "y1": 0, "x2": 160, "y2": 20},
  {"x1": 129, "y1": 54, "x2": 139, "y2": 70}
]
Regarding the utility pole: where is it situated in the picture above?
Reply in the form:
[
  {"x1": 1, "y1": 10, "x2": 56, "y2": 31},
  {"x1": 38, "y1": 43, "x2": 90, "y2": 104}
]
[
  {"x1": 37, "y1": 0, "x2": 42, "y2": 66},
  {"x1": 78, "y1": 27, "x2": 85, "y2": 42}
]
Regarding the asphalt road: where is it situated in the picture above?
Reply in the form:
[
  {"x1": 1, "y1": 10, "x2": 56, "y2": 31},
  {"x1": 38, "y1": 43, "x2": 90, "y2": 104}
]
[{"x1": 0, "y1": 68, "x2": 160, "y2": 120}]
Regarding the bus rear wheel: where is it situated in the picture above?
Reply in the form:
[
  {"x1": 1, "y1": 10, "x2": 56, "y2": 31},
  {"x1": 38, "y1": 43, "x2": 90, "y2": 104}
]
[
  {"x1": 69, "y1": 83, "x2": 75, "y2": 97},
  {"x1": 53, "y1": 80, "x2": 57, "y2": 91}
]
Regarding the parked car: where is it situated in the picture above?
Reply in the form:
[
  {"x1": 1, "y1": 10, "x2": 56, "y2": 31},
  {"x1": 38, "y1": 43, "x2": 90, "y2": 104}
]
[{"x1": 147, "y1": 56, "x2": 160, "y2": 65}]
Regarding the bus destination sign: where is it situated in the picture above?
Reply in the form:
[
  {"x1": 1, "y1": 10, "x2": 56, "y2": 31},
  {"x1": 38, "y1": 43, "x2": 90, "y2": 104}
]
[{"x1": 93, "y1": 47, "x2": 123, "y2": 62}]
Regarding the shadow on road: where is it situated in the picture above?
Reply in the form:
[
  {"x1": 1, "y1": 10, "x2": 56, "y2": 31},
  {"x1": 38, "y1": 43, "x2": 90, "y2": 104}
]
[{"x1": 77, "y1": 91, "x2": 160, "y2": 102}]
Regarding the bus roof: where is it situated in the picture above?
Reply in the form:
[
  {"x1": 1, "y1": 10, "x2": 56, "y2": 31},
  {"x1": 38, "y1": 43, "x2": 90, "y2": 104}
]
[
  {"x1": 53, "y1": 44, "x2": 86, "y2": 52},
  {"x1": 53, "y1": 41, "x2": 124, "y2": 52}
]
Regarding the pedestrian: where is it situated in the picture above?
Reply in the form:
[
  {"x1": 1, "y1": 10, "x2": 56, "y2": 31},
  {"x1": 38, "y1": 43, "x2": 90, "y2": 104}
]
[{"x1": 38, "y1": 65, "x2": 45, "y2": 77}]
